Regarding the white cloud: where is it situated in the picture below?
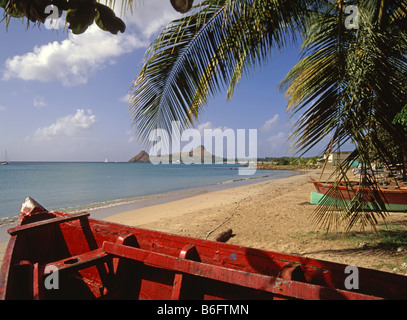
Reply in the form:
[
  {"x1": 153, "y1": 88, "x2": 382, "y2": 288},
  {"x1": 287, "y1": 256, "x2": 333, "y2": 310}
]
[
  {"x1": 122, "y1": 0, "x2": 180, "y2": 38},
  {"x1": 2, "y1": 0, "x2": 184, "y2": 87},
  {"x1": 266, "y1": 131, "x2": 289, "y2": 152},
  {"x1": 2, "y1": 25, "x2": 147, "y2": 86},
  {"x1": 32, "y1": 109, "x2": 96, "y2": 141},
  {"x1": 33, "y1": 95, "x2": 47, "y2": 108},
  {"x1": 260, "y1": 114, "x2": 280, "y2": 132},
  {"x1": 120, "y1": 93, "x2": 131, "y2": 104}
]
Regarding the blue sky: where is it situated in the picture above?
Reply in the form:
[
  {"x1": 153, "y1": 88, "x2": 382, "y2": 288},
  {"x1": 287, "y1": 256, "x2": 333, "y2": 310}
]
[{"x1": 0, "y1": 1, "x2": 339, "y2": 162}]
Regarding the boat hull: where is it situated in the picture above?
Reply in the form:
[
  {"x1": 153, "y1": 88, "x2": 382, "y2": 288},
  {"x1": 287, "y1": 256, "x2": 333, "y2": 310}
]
[
  {"x1": 309, "y1": 178, "x2": 407, "y2": 207},
  {"x1": 310, "y1": 192, "x2": 407, "y2": 211},
  {"x1": 1, "y1": 197, "x2": 406, "y2": 300}
]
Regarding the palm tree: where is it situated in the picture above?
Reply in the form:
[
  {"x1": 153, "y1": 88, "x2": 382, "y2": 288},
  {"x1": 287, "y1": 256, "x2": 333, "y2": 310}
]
[
  {"x1": 129, "y1": 0, "x2": 407, "y2": 232},
  {"x1": 129, "y1": 0, "x2": 315, "y2": 141},
  {"x1": 280, "y1": 0, "x2": 407, "y2": 231}
]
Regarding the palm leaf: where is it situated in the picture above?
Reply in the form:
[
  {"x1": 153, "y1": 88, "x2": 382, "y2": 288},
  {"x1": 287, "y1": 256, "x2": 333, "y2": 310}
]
[
  {"x1": 281, "y1": 0, "x2": 407, "y2": 232},
  {"x1": 129, "y1": 0, "x2": 315, "y2": 143},
  {"x1": 311, "y1": 150, "x2": 390, "y2": 233}
]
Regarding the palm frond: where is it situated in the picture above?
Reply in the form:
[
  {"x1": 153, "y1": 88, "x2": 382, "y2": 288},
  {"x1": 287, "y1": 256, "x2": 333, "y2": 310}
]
[
  {"x1": 129, "y1": 0, "x2": 314, "y2": 144},
  {"x1": 281, "y1": 0, "x2": 407, "y2": 232},
  {"x1": 311, "y1": 150, "x2": 390, "y2": 232}
]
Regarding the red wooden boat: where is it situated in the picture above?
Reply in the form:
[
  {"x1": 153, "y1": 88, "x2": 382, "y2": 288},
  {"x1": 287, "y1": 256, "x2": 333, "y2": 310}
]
[
  {"x1": 1, "y1": 197, "x2": 406, "y2": 300},
  {"x1": 309, "y1": 178, "x2": 407, "y2": 209}
]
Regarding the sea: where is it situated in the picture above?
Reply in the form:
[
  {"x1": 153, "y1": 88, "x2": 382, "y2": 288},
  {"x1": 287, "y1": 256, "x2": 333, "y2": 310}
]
[{"x1": 0, "y1": 162, "x2": 297, "y2": 225}]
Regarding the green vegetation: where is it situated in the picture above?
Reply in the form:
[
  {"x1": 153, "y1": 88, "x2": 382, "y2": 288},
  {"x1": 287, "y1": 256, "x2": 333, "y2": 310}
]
[
  {"x1": 291, "y1": 223, "x2": 407, "y2": 270},
  {"x1": 257, "y1": 156, "x2": 319, "y2": 166},
  {"x1": 394, "y1": 105, "x2": 407, "y2": 130},
  {"x1": 323, "y1": 224, "x2": 407, "y2": 251}
]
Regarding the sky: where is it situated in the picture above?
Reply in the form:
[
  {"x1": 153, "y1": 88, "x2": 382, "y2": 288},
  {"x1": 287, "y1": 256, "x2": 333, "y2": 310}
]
[{"x1": 0, "y1": 0, "x2": 346, "y2": 162}]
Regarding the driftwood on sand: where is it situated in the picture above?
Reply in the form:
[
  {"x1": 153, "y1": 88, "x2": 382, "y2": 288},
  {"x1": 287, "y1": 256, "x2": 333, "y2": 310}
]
[{"x1": 215, "y1": 229, "x2": 234, "y2": 243}]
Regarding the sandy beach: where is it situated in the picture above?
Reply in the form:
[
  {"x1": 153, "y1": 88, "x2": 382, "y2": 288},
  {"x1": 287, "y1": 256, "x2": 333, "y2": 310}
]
[{"x1": 1, "y1": 168, "x2": 407, "y2": 275}]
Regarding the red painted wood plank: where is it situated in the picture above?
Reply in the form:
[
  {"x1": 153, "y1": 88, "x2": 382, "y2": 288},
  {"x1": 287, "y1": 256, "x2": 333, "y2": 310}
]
[
  {"x1": 102, "y1": 241, "x2": 382, "y2": 300},
  {"x1": 0, "y1": 237, "x2": 17, "y2": 300},
  {"x1": 171, "y1": 244, "x2": 196, "y2": 300},
  {"x1": 43, "y1": 248, "x2": 108, "y2": 273},
  {"x1": 8, "y1": 212, "x2": 90, "y2": 236}
]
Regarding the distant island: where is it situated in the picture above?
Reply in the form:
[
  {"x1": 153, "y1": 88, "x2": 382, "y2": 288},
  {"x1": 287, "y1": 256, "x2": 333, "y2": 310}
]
[
  {"x1": 129, "y1": 145, "x2": 226, "y2": 164},
  {"x1": 128, "y1": 150, "x2": 150, "y2": 163},
  {"x1": 128, "y1": 150, "x2": 320, "y2": 171}
]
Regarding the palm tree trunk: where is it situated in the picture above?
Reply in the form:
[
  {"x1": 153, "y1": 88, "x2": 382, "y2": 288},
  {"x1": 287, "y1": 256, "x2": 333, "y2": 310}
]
[
  {"x1": 338, "y1": 0, "x2": 343, "y2": 53},
  {"x1": 378, "y1": 0, "x2": 386, "y2": 29},
  {"x1": 338, "y1": 0, "x2": 343, "y2": 30}
]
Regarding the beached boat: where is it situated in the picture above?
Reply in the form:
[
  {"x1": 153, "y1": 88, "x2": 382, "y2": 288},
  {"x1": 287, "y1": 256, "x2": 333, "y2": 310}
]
[
  {"x1": 308, "y1": 178, "x2": 407, "y2": 211},
  {"x1": 1, "y1": 197, "x2": 406, "y2": 300}
]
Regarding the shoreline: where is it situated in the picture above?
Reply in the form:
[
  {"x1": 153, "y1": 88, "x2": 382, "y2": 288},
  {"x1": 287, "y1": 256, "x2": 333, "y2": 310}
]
[
  {"x1": 0, "y1": 169, "x2": 307, "y2": 266},
  {"x1": 102, "y1": 169, "x2": 317, "y2": 232},
  {"x1": 2, "y1": 168, "x2": 407, "y2": 276},
  {"x1": 0, "y1": 162, "x2": 295, "y2": 225},
  {"x1": 0, "y1": 169, "x2": 300, "y2": 242},
  {"x1": 80, "y1": 169, "x2": 299, "y2": 220}
]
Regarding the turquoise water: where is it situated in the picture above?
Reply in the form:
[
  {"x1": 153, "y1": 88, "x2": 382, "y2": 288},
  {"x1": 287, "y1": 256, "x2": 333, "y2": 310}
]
[{"x1": 0, "y1": 162, "x2": 295, "y2": 223}]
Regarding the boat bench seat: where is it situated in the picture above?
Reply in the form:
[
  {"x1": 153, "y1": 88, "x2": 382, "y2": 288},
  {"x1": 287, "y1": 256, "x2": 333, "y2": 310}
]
[
  {"x1": 42, "y1": 248, "x2": 109, "y2": 273},
  {"x1": 32, "y1": 249, "x2": 110, "y2": 299},
  {"x1": 39, "y1": 235, "x2": 136, "y2": 274}
]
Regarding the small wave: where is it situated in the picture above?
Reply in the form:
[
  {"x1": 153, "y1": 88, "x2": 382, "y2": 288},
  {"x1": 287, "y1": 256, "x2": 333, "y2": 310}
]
[
  {"x1": 0, "y1": 216, "x2": 18, "y2": 226},
  {"x1": 58, "y1": 194, "x2": 166, "y2": 214},
  {"x1": 216, "y1": 180, "x2": 232, "y2": 185},
  {"x1": 216, "y1": 174, "x2": 272, "y2": 185},
  {"x1": 249, "y1": 175, "x2": 270, "y2": 179}
]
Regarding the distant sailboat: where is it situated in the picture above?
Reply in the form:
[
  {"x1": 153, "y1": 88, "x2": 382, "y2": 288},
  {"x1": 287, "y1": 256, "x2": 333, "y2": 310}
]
[
  {"x1": 104, "y1": 157, "x2": 108, "y2": 163},
  {"x1": 1, "y1": 150, "x2": 9, "y2": 165}
]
